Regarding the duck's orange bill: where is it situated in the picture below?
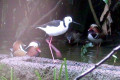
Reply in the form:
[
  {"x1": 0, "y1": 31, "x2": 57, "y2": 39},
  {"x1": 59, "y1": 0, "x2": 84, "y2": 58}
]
[
  {"x1": 88, "y1": 27, "x2": 93, "y2": 31},
  {"x1": 37, "y1": 47, "x2": 41, "y2": 52}
]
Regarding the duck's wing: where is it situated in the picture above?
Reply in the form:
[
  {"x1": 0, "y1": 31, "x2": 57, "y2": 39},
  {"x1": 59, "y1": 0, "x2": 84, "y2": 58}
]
[{"x1": 92, "y1": 33, "x2": 101, "y2": 39}]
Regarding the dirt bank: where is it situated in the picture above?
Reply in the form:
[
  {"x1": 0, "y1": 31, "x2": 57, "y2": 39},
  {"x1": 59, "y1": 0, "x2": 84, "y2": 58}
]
[{"x1": 0, "y1": 54, "x2": 120, "y2": 80}]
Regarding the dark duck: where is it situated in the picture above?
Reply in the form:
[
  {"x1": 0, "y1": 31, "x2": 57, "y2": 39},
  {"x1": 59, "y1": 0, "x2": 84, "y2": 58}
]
[{"x1": 65, "y1": 31, "x2": 82, "y2": 45}]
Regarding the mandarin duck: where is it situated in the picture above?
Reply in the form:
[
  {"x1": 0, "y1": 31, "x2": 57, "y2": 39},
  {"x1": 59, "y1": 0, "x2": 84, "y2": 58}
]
[
  {"x1": 88, "y1": 24, "x2": 105, "y2": 45},
  {"x1": 10, "y1": 41, "x2": 41, "y2": 57}
]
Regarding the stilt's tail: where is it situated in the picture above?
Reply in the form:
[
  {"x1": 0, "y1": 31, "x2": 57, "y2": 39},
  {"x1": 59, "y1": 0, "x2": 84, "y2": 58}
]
[{"x1": 36, "y1": 27, "x2": 45, "y2": 31}]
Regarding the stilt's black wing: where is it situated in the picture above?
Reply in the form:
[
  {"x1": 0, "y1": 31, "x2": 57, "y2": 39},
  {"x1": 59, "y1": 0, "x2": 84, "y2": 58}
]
[{"x1": 38, "y1": 20, "x2": 61, "y2": 28}]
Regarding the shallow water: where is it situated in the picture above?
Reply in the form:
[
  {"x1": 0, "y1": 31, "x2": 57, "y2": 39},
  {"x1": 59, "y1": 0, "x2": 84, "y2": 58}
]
[
  {"x1": 0, "y1": 39, "x2": 120, "y2": 66},
  {"x1": 40, "y1": 39, "x2": 120, "y2": 66}
]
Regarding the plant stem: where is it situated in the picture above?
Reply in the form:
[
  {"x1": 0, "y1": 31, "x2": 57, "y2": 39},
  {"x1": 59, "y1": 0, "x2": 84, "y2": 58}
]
[
  {"x1": 54, "y1": 68, "x2": 56, "y2": 80},
  {"x1": 58, "y1": 62, "x2": 64, "y2": 80},
  {"x1": 64, "y1": 58, "x2": 69, "y2": 80},
  {"x1": 35, "y1": 70, "x2": 42, "y2": 80},
  {"x1": 88, "y1": 0, "x2": 100, "y2": 27},
  {"x1": 10, "y1": 67, "x2": 13, "y2": 80}
]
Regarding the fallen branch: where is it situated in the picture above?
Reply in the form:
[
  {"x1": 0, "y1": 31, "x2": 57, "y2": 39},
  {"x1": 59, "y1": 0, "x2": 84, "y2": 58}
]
[{"x1": 75, "y1": 45, "x2": 120, "y2": 80}]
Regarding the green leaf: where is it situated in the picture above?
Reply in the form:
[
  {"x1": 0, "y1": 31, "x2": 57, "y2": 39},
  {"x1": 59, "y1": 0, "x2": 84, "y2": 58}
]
[
  {"x1": 64, "y1": 58, "x2": 69, "y2": 80},
  {"x1": 81, "y1": 43, "x2": 94, "y2": 56},
  {"x1": 112, "y1": 55, "x2": 118, "y2": 64},
  {"x1": 86, "y1": 43, "x2": 94, "y2": 48},
  {"x1": 35, "y1": 70, "x2": 42, "y2": 80},
  {"x1": 112, "y1": 55, "x2": 117, "y2": 59},
  {"x1": 0, "y1": 76, "x2": 7, "y2": 80},
  {"x1": 53, "y1": 68, "x2": 56, "y2": 80},
  {"x1": 68, "y1": 0, "x2": 73, "y2": 5},
  {"x1": 103, "y1": 0, "x2": 109, "y2": 4},
  {"x1": 10, "y1": 67, "x2": 13, "y2": 80},
  {"x1": 58, "y1": 62, "x2": 64, "y2": 80}
]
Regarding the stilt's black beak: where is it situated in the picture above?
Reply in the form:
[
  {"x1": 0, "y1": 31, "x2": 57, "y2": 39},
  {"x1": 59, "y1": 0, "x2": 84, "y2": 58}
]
[{"x1": 73, "y1": 21, "x2": 82, "y2": 26}]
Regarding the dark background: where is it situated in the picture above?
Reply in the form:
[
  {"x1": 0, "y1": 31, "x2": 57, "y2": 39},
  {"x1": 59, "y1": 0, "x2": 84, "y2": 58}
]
[{"x1": 0, "y1": 0, "x2": 119, "y2": 46}]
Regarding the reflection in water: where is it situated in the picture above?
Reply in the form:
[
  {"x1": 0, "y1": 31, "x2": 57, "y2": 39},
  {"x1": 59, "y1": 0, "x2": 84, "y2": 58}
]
[{"x1": 0, "y1": 40, "x2": 120, "y2": 66}]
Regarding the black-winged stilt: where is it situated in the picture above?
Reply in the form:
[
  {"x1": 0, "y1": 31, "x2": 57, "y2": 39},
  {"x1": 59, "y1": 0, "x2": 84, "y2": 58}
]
[{"x1": 36, "y1": 16, "x2": 80, "y2": 62}]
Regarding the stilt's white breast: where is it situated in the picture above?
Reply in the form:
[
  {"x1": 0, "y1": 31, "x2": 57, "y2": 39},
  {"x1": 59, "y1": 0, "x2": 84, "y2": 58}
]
[{"x1": 42, "y1": 21, "x2": 68, "y2": 36}]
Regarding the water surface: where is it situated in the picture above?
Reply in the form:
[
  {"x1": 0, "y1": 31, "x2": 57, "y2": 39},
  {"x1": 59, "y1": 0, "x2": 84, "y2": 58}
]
[{"x1": 0, "y1": 39, "x2": 120, "y2": 66}]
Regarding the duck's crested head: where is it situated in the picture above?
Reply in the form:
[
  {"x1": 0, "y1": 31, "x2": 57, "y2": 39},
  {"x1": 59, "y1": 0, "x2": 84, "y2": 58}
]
[
  {"x1": 90, "y1": 24, "x2": 98, "y2": 28},
  {"x1": 88, "y1": 24, "x2": 98, "y2": 31},
  {"x1": 26, "y1": 41, "x2": 41, "y2": 53},
  {"x1": 28, "y1": 41, "x2": 40, "y2": 47}
]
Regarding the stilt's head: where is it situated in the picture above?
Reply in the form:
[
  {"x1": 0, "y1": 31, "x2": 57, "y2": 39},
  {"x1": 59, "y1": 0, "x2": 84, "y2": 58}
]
[
  {"x1": 64, "y1": 16, "x2": 72, "y2": 23},
  {"x1": 64, "y1": 16, "x2": 81, "y2": 27},
  {"x1": 63, "y1": 16, "x2": 72, "y2": 27}
]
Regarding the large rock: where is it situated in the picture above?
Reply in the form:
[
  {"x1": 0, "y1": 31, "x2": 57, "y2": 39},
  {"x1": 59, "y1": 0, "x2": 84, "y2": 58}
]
[{"x1": 0, "y1": 55, "x2": 120, "y2": 80}]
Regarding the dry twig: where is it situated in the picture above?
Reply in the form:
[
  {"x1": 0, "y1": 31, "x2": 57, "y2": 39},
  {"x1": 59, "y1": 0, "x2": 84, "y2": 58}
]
[{"x1": 75, "y1": 45, "x2": 120, "y2": 80}]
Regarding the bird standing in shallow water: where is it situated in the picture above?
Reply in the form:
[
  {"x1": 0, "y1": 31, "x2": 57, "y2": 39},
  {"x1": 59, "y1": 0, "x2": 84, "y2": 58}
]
[
  {"x1": 36, "y1": 16, "x2": 80, "y2": 62},
  {"x1": 65, "y1": 31, "x2": 82, "y2": 45},
  {"x1": 88, "y1": 24, "x2": 105, "y2": 46},
  {"x1": 10, "y1": 41, "x2": 41, "y2": 57}
]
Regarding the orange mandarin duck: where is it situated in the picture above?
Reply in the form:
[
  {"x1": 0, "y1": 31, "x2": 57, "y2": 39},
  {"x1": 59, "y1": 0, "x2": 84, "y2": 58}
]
[
  {"x1": 26, "y1": 41, "x2": 41, "y2": 57},
  {"x1": 10, "y1": 41, "x2": 41, "y2": 57}
]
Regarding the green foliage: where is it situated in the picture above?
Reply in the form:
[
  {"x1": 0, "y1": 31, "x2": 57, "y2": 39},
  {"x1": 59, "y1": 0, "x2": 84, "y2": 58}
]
[
  {"x1": 0, "y1": 67, "x2": 14, "y2": 80},
  {"x1": 112, "y1": 54, "x2": 118, "y2": 64},
  {"x1": 68, "y1": 0, "x2": 73, "y2": 5},
  {"x1": 35, "y1": 70, "x2": 42, "y2": 80},
  {"x1": 64, "y1": 58, "x2": 69, "y2": 80},
  {"x1": 0, "y1": 64, "x2": 5, "y2": 70},
  {"x1": 81, "y1": 43, "x2": 94, "y2": 56},
  {"x1": 0, "y1": 58, "x2": 69, "y2": 80},
  {"x1": 53, "y1": 68, "x2": 56, "y2": 80},
  {"x1": 103, "y1": 0, "x2": 109, "y2": 4},
  {"x1": 0, "y1": 76, "x2": 7, "y2": 80},
  {"x1": 58, "y1": 62, "x2": 64, "y2": 80},
  {"x1": 10, "y1": 67, "x2": 13, "y2": 80}
]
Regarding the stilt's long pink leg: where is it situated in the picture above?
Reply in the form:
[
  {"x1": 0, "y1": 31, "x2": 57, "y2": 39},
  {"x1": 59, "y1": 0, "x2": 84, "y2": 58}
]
[
  {"x1": 47, "y1": 36, "x2": 55, "y2": 61},
  {"x1": 46, "y1": 39, "x2": 62, "y2": 58}
]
